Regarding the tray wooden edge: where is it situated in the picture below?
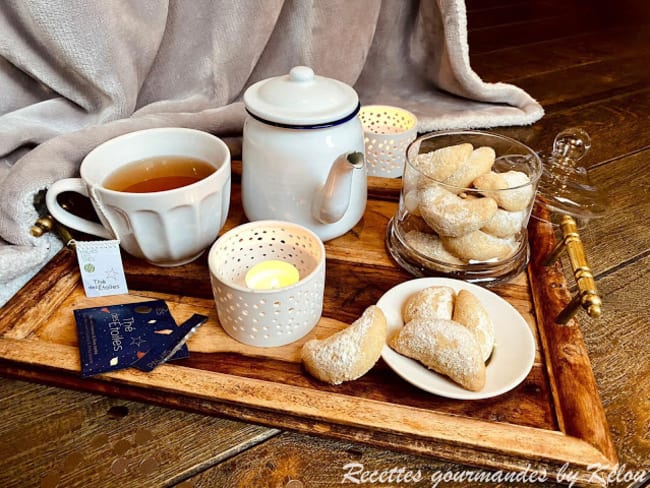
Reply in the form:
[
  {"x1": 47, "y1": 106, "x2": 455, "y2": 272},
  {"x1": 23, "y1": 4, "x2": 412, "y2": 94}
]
[
  {"x1": 527, "y1": 216, "x2": 618, "y2": 472},
  {"x1": 0, "y1": 338, "x2": 613, "y2": 488}
]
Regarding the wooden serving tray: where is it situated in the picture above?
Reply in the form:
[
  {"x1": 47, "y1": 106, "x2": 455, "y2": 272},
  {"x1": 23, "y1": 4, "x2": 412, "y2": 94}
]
[{"x1": 0, "y1": 180, "x2": 617, "y2": 486}]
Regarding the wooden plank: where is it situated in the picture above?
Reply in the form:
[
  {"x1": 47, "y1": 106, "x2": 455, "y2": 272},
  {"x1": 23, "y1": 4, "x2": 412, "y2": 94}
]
[
  {"x1": 185, "y1": 431, "x2": 575, "y2": 487},
  {"x1": 467, "y1": 0, "x2": 646, "y2": 54},
  {"x1": 578, "y1": 151, "x2": 650, "y2": 274},
  {"x1": 514, "y1": 56, "x2": 650, "y2": 109},
  {"x1": 472, "y1": 25, "x2": 650, "y2": 84},
  {"x1": 478, "y1": 88, "x2": 650, "y2": 173},
  {"x1": 466, "y1": 0, "x2": 563, "y2": 31},
  {"x1": 0, "y1": 377, "x2": 278, "y2": 488},
  {"x1": 578, "y1": 253, "x2": 650, "y2": 470}
]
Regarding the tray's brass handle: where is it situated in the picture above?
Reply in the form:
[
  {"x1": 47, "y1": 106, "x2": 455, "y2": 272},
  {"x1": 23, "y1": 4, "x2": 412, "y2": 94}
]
[
  {"x1": 31, "y1": 214, "x2": 76, "y2": 248},
  {"x1": 30, "y1": 216, "x2": 55, "y2": 237},
  {"x1": 544, "y1": 214, "x2": 603, "y2": 323},
  {"x1": 31, "y1": 190, "x2": 79, "y2": 247}
]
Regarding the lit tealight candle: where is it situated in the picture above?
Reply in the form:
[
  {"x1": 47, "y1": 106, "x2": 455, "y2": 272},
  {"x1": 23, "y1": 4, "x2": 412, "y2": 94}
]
[{"x1": 245, "y1": 260, "x2": 300, "y2": 290}]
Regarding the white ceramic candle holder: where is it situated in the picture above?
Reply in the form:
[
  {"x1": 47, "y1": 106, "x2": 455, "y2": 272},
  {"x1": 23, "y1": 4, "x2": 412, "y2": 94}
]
[
  {"x1": 208, "y1": 220, "x2": 326, "y2": 347},
  {"x1": 359, "y1": 105, "x2": 418, "y2": 178}
]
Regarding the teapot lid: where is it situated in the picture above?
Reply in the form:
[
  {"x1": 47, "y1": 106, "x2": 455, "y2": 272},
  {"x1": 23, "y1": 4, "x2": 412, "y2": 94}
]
[{"x1": 243, "y1": 66, "x2": 360, "y2": 126}]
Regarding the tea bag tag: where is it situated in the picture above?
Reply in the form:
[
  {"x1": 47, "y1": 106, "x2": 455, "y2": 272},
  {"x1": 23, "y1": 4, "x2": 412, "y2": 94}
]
[{"x1": 74, "y1": 240, "x2": 128, "y2": 297}]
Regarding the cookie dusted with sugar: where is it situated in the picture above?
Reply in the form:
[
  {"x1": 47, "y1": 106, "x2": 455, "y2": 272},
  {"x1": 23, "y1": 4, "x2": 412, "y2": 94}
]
[
  {"x1": 389, "y1": 317, "x2": 486, "y2": 391},
  {"x1": 404, "y1": 230, "x2": 464, "y2": 265},
  {"x1": 443, "y1": 146, "x2": 496, "y2": 192},
  {"x1": 414, "y1": 143, "x2": 473, "y2": 183},
  {"x1": 301, "y1": 305, "x2": 387, "y2": 385},
  {"x1": 402, "y1": 285, "x2": 455, "y2": 322},
  {"x1": 481, "y1": 208, "x2": 527, "y2": 238},
  {"x1": 473, "y1": 170, "x2": 534, "y2": 212},
  {"x1": 452, "y1": 290, "x2": 495, "y2": 362},
  {"x1": 418, "y1": 185, "x2": 498, "y2": 237},
  {"x1": 441, "y1": 230, "x2": 518, "y2": 262}
]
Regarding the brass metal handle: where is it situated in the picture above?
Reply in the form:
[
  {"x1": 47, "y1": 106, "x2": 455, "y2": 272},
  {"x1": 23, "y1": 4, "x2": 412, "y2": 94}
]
[
  {"x1": 30, "y1": 216, "x2": 55, "y2": 237},
  {"x1": 544, "y1": 214, "x2": 603, "y2": 323},
  {"x1": 30, "y1": 214, "x2": 76, "y2": 248}
]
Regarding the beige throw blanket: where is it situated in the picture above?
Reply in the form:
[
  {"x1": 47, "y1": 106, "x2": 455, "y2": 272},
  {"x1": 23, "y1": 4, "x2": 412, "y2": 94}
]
[{"x1": 0, "y1": 0, "x2": 543, "y2": 304}]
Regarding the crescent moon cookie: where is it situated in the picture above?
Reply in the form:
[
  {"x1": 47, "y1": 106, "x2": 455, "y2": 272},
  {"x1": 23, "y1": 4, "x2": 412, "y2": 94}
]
[
  {"x1": 402, "y1": 285, "x2": 455, "y2": 322},
  {"x1": 452, "y1": 289, "x2": 495, "y2": 362},
  {"x1": 472, "y1": 170, "x2": 534, "y2": 212},
  {"x1": 418, "y1": 185, "x2": 498, "y2": 237},
  {"x1": 441, "y1": 230, "x2": 518, "y2": 262},
  {"x1": 404, "y1": 230, "x2": 465, "y2": 265},
  {"x1": 301, "y1": 305, "x2": 387, "y2": 385},
  {"x1": 481, "y1": 208, "x2": 527, "y2": 238},
  {"x1": 389, "y1": 318, "x2": 486, "y2": 391},
  {"x1": 414, "y1": 143, "x2": 473, "y2": 183},
  {"x1": 443, "y1": 146, "x2": 496, "y2": 192}
]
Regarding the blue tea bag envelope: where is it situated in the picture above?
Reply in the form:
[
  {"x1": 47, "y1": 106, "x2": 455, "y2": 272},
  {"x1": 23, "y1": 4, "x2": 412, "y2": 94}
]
[
  {"x1": 74, "y1": 299, "x2": 189, "y2": 377},
  {"x1": 133, "y1": 314, "x2": 207, "y2": 372}
]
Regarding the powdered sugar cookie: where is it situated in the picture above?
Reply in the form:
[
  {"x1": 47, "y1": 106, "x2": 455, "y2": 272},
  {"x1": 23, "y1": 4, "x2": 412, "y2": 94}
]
[
  {"x1": 389, "y1": 317, "x2": 486, "y2": 391},
  {"x1": 481, "y1": 208, "x2": 527, "y2": 238},
  {"x1": 301, "y1": 305, "x2": 387, "y2": 385},
  {"x1": 441, "y1": 230, "x2": 518, "y2": 262},
  {"x1": 444, "y1": 146, "x2": 495, "y2": 192},
  {"x1": 473, "y1": 170, "x2": 534, "y2": 211},
  {"x1": 418, "y1": 185, "x2": 498, "y2": 237},
  {"x1": 414, "y1": 143, "x2": 473, "y2": 183},
  {"x1": 404, "y1": 230, "x2": 465, "y2": 264},
  {"x1": 402, "y1": 285, "x2": 455, "y2": 322},
  {"x1": 453, "y1": 289, "x2": 495, "y2": 362}
]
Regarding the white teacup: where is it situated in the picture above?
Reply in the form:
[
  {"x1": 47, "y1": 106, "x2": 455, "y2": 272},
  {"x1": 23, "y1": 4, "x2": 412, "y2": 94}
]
[{"x1": 46, "y1": 127, "x2": 231, "y2": 266}]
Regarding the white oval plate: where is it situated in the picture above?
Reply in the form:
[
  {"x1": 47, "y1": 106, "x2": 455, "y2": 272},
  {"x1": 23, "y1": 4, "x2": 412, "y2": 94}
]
[{"x1": 378, "y1": 277, "x2": 536, "y2": 400}]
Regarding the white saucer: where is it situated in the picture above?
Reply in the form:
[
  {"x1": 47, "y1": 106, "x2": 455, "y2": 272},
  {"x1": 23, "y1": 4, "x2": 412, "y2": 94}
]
[{"x1": 378, "y1": 277, "x2": 536, "y2": 400}]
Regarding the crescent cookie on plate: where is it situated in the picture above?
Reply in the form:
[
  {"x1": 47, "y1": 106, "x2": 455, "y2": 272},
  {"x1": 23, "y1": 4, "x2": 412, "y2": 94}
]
[
  {"x1": 402, "y1": 285, "x2": 455, "y2": 322},
  {"x1": 389, "y1": 317, "x2": 486, "y2": 391},
  {"x1": 452, "y1": 289, "x2": 495, "y2": 362},
  {"x1": 390, "y1": 285, "x2": 496, "y2": 391},
  {"x1": 301, "y1": 305, "x2": 387, "y2": 385}
]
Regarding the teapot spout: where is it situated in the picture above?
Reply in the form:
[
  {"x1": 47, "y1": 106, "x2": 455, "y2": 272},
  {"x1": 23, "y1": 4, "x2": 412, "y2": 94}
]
[{"x1": 312, "y1": 151, "x2": 364, "y2": 225}]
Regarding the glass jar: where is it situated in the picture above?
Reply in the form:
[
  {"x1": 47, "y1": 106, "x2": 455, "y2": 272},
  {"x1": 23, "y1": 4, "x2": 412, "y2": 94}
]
[{"x1": 386, "y1": 130, "x2": 543, "y2": 284}]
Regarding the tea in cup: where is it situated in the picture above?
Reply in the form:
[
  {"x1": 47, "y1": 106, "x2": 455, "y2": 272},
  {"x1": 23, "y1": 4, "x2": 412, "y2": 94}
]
[{"x1": 46, "y1": 127, "x2": 231, "y2": 266}]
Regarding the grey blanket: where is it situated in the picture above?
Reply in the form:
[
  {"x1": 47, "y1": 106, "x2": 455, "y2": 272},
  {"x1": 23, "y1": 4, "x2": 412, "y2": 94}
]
[{"x1": 0, "y1": 0, "x2": 543, "y2": 305}]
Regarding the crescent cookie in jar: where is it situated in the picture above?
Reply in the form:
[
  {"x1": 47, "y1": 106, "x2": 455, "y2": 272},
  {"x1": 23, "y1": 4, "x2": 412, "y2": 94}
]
[{"x1": 386, "y1": 130, "x2": 542, "y2": 284}]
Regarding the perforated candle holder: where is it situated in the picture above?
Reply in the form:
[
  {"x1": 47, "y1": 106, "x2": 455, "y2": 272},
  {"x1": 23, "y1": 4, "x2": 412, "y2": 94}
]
[
  {"x1": 359, "y1": 105, "x2": 418, "y2": 178},
  {"x1": 208, "y1": 220, "x2": 326, "y2": 347}
]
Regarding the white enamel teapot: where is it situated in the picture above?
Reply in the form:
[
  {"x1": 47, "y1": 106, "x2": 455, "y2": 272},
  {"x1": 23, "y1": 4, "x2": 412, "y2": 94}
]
[{"x1": 241, "y1": 66, "x2": 367, "y2": 241}]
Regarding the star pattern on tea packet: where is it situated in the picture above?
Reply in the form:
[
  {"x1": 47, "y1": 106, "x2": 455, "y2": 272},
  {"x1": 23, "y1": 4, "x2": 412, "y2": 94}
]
[{"x1": 130, "y1": 336, "x2": 147, "y2": 348}]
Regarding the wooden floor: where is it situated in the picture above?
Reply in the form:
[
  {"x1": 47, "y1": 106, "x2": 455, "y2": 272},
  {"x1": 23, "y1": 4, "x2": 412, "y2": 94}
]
[{"x1": 2, "y1": 0, "x2": 650, "y2": 487}]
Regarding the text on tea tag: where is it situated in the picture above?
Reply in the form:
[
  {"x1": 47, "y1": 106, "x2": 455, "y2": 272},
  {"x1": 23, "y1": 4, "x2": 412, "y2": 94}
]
[{"x1": 74, "y1": 240, "x2": 128, "y2": 297}]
